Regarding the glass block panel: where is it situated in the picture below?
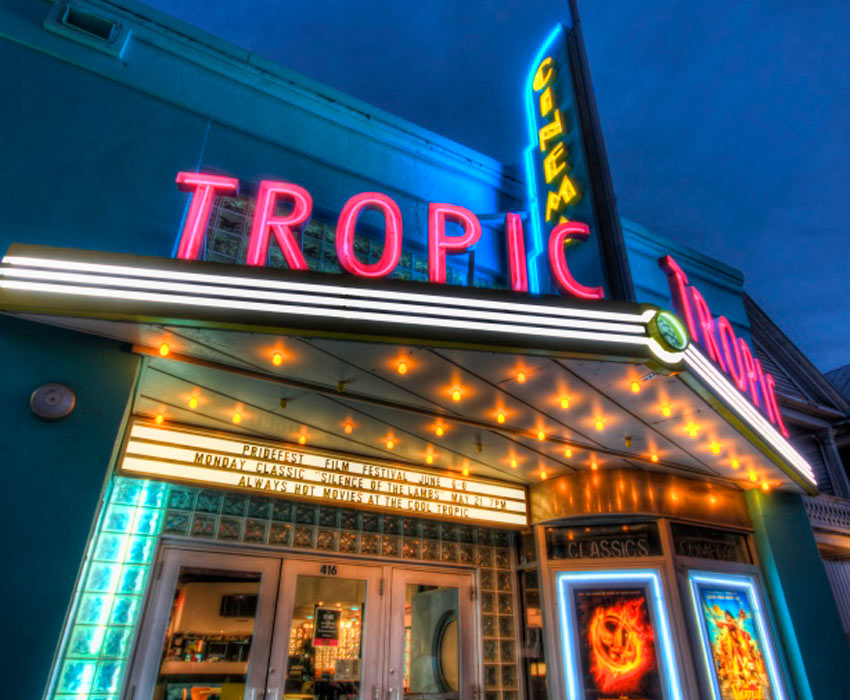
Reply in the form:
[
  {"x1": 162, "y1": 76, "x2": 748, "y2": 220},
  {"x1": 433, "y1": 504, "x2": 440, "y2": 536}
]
[
  {"x1": 361, "y1": 512, "x2": 380, "y2": 532},
  {"x1": 340, "y1": 531, "x2": 359, "y2": 553},
  {"x1": 196, "y1": 489, "x2": 223, "y2": 513},
  {"x1": 109, "y1": 595, "x2": 140, "y2": 625},
  {"x1": 133, "y1": 508, "x2": 163, "y2": 536},
  {"x1": 57, "y1": 660, "x2": 96, "y2": 693},
  {"x1": 422, "y1": 539, "x2": 439, "y2": 561},
  {"x1": 402, "y1": 518, "x2": 421, "y2": 537},
  {"x1": 422, "y1": 520, "x2": 440, "y2": 540},
  {"x1": 93, "y1": 534, "x2": 127, "y2": 562},
  {"x1": 382, "y1": 535, "x2": 400, "y2": 557},
  {"x1": 484, "y1": 664, "x2": 500, "y2": 688},
  {"x1": 498, "y1": 615, "x2": 514, "y2": 637},
  {"x1": 478, "y1": 546, "x2": 494, "y2": 568},
  {"x1": 217, "y1": 517, "x2": 242, "y2": 540},
  {"x1": 269, "y1": 522, "x2": 292, "y2": 546},
  {"x1": 495, "y1": 548, "x2": 511, "y2": 569},
  {"x1": 485, "y1": 692, "x2": 500, "y2": 700},
  {"x1": 272, "y1": 500, "x2": 292, "y2": 521},
  {"x1": 222, "y1": 493, "x2": 248, "y2": 516},
  {"x1": 498, "y1": 593, "x2": 514, "y2": 615},
  {"x1": 67, "y1": 626, "x2": 105, "y2": 657},
  {"x1": 293, "y1": 526, "x2": 315, "y2": 548},
  {"x1": 244, "y1": 519, "x2": 267, "y2": 543},
  {"x1": 162, "y1": 510, "x2": 190, "y2": 535},
  {"x1": 296, "y1": 504, "x2": 316, "y2": 524},
  {"x1": 140, "y1": 480, "x2": 169, "y2": 508},
  {"x1": 248, "y1": 496, "x2": 271, "y2": 519},
  {"x1": 125, "y1": 536, "x2": 157, "y2": 564},
  {"x1": 481, "y1": 614, "x2": 496, "y2": 637},
  {"x1": 497, "y1": 571, "x2": 513, "y2": 592},
  {"x1": 483, "y1": 638, "x2": 498, "y2": 662},
  {"x1": 402, "y1": 539, "x2": 421, "y2": 559},
  {"x1": 383, "y1": 515, "x2": 401, "y2": 535},
  {"x1": 458, "y1": 525, "x2": 475, "y2": 543},
  {"x1": 92, "y1": 661, "x2": 122, "y2": 693},
  {"x1": 501, "y1": 665, "x2": 517, "y2": 689},
  {"x1": 168, "y1": 487, "x2": 196, "y2": 510},
  {"x1": 102, "y1": 505, "x2": 134, "y2": 533},
  {"x1": 500, "y1": 640, "x2": 516, "y2": 663},
  {"x1": 77, "y1": 594, "x2": 112, "y2": 626},
  {"x1": 441, "y1": 542, "x2": 458, "y2": 562},
  {"x1": 459, "y1": 543, "x2": 475, "y2": 564},
  {"x1": 481, "y1": 591, "x2": 495, "y2": 613},
  {"x1": 318, "y1": 507, "x2": 339, "y2": 527},
  {"x1": 480, "y1": 569, "x2": 495, "y2": 590},
  {"x1": 191, "y1": 514, "x2": 216, "y2": 538},
  {"x1": 361, "y1": 533, "x2": 380, "y2": 555},
  {"x1": 85, "y1": 563, "x2": 120, "y2": 593},
  {"x1": 101, "y1": 628, "x2": 131, "y2": 658},
  {"x1": 317, "y1": 529, "x2": 338, "y2": 551},
  {"x1": 110, "y1": 479, "x2": 143, "y2": 507},
  {"x1": 340, "y1": 510, "x2": 359, "y2": 530}
]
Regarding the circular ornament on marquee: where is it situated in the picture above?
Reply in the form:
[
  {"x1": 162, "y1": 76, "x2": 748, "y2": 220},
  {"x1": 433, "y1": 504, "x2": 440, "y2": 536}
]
[
  {"x1": 30, "y1": 383, "x2": 76, "y2": 420},
  {"x1": 649, "y1": 310, "x2": 689, "y2": 353}
]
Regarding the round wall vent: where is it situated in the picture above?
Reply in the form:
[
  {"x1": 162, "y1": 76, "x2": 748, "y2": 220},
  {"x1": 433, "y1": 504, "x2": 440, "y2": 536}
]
[{"x1": 30, "y1": 383, "x2": 76, "y2": 420}]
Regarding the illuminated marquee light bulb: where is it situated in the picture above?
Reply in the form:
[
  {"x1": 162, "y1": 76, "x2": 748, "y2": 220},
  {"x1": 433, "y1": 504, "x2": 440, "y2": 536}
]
[
  {"x1": 344, "y1": 421, "x2": 353, "y2": 434},
  {"x1": 630, "y1": 381, "x2": 641, "y2": 394},
  {"x1": 709, "y1": 494, "x2": 718, "y2": 505},
  {"x1": 461, "y1": 467, "x2": 469, "y2": 476},
  {"x1": 594, "y1": 418, "x2": 604, "y2": 431},
  {"x1": 385, "y1": 437, "x2": 395, "y2": 449},
  {"x1": 686, "y1": 423, "x2": 699, "y2": 438},
  {"x1": 761, "y1": 481, "x2": 770, "y2": 492},
  {"x1": 661, "y1": 404, "x2": 672, "y2": 417},
  {"x1": 298, "y1": 434, "x2": 307, "y2": 445},
  {"x1": 510, "y1": 458, "x2": 518, "y2": 468},
  {"x1": 496, "y1": 411, "x2": 506, "y2": 424},
  {"x1": 540, "y1": 470, "x2": 547, "y2": 480},
  {"x1": 536, "y1": 429, "x2": 546, "y2": 441},
  {"x1": 451, "y1": 388, "x2": 462, "y2": 402},
  {"x1": 560, "y1": 396, "x2": 570, "y2": 409},
  {"x1": 710, "y1": 441, "x2": 721, "y2": 455},
  {"x1": 272, "y1": 351, "x2": 283, "y2": 366},
  {"x1": 425, "y1": 452, "x2": 434, "y2": 465},
  {"x1": 516, "y1": 370, "x2": 527, "y2": 384},
  {"x1": 397, "y1": 360, "x2": 408, "y2": 375},
  {"x1": 564, "y1": 447, "x2": 573, "y2": 458},
  {"x1": 232, "y1": 412, "x2": 241, "y2": 424},
  {"x1": 731, "y1": 459, "x2": 740, "y2": 469},
  {"x1": 749, "y1": 470, "x2": 758, "y2": 482},
  {"x1": 188, "y1": 396, "x2": 198, "y2": 409},
  {"x1": 159, "y1": 342, "x2": 170, "y2": 357},
  {"x1": 154, "y1": 413, "x2": 164, "y2": 425},
  {"x1": 435, "y1": 425, "x2": 445, "y2": 437},
  {"x1": 590, "y1": 460, "x2": 598, "y2": 471},
  {"x1": 650, "y1": 453, "x2": 659, "y2": 463},
  {"x1": 670, "y1": 490, "x2": 680, "y2": 502}
]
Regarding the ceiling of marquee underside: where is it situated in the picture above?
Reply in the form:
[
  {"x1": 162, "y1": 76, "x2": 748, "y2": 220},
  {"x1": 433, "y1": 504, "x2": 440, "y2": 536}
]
[{"x1": 21, "y1": 314, "x2": 800, "y2": 492}]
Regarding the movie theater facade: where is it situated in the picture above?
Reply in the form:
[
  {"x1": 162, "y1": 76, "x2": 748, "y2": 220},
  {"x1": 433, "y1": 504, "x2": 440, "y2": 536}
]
[{"x1": 2, "y1": 2, "x2": 847, "y2": 700}]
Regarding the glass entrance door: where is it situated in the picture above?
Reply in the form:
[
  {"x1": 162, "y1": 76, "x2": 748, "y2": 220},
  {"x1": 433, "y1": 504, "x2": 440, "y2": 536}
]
[
  {"x1": 386, "y1": 569, "x2": 476, "y2": 700},
  {"x1": 267, "y1": 559, "x2": 384, "y2": 700},
  {"x1": 126, "y1": 548, "x2": 281, "y2": 700},
  {"x1": 127, "y1": 550, "x2": 477, "y2": 700}
]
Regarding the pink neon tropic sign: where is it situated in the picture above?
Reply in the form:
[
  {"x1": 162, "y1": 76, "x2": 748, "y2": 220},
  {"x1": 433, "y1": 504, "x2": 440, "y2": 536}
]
[
  {"x1": 175, "y1": 172, "x2": 239, "y2": 260},
  {"x1": 548, "y1": 223, "x2": 604, "y2": 300},
  {"x1": 174, "y1": 171, "x2": 603, "y2": 300},
  {"x1": 659, "y1": 254, "x2": 789, "y2": 437},
  {"x1": 245, "y1": 181, "x2": 311, "y2": 269},
  {"x1": 336, "y1": 193, "x2": 402, "y2": 278},
  {"x1": 427, "y1": 203, "x2": 482, "y2": 284}
]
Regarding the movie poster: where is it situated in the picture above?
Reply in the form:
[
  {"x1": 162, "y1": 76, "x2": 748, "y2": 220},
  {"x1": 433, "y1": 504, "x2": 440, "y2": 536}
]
[
  {"x1": 573, "y1": 587, "x2": 663, "y2": 700},
  {"x1": 699, "y1": 588, "x2": 771, "y2": 700}
]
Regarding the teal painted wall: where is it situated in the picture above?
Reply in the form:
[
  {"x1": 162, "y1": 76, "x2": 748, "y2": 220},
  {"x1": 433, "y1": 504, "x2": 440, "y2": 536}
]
[
  {"x1": 0, "y1": 316, "x2": 140, "y2": 699},
  {"x1": 747, "y1": 489, "x2": 850, "y2": 700}
]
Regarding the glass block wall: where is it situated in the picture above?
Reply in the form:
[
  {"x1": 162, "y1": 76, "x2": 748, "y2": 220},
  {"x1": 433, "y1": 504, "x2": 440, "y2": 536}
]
[
  {"x1": 50, "y1": 478, "x2": 522, "y2": 700},
  {"x1": 203, "y1": 193, "x2": 507, "y2": 289},
  {"x1": 50, "y1": 477, "x2": 169, "y2": 700}
]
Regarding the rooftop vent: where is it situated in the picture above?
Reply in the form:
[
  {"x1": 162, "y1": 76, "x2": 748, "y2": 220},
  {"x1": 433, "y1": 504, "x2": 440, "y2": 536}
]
[{"x1": 44, "y1": 2, "x2": 131, "y2": 58}]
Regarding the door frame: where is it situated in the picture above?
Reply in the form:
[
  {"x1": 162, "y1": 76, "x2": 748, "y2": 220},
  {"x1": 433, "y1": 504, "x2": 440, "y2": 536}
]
[
  {"x1": 125, "y1": 542, "x2": 482, "y2": 700},
  {"x1": 386, "y1": 565, "x2": 479, "y2": 700},
  {"x1": 266, "y1": 556, "x2": 385, "y2": 700},
  {"x1": 124, "y1": 547, "x2": 282, "y2": 700}
]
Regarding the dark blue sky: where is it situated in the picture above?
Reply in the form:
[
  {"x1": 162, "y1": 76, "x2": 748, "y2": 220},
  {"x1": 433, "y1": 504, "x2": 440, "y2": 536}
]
[{"x1": 143, "y1": 0, "x2": 850, "y2": 371}]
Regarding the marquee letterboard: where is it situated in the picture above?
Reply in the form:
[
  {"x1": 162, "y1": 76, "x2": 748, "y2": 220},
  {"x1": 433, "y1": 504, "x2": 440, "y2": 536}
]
[{"x1": 118, "y1": 420, "x2": 528, "y2": 526}]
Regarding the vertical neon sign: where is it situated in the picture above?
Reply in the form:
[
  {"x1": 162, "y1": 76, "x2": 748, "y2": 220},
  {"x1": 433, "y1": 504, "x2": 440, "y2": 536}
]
[{"x1": 523, "y1": 24, "x2": 607, "y2": 298}]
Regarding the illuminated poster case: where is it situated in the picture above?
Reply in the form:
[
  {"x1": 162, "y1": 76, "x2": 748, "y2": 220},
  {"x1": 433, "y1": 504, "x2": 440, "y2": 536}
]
[
  {"x1": 555, "y1": 570, "x2": 684, "y2": 700},
  {"x1": 686, "y1": 572, "x2": 788, "y2": 700}
]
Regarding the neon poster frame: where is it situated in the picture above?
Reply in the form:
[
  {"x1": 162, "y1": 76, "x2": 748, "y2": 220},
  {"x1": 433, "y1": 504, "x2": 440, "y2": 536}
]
[
  {"x1": 555, "y1": 569, "x2": 685, "y2": 700},
  {"x1": 687, "y1": 570, "x2": 788, "y2": 700}
]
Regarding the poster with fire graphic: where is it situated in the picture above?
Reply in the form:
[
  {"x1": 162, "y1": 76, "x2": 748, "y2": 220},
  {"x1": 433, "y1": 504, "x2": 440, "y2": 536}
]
[
  {"x1": 574, "y1": 588, "x2": 663, "y2": 700},
  {"x1": 699, "y1": 588, "x2": 771, "y2": 700}
]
